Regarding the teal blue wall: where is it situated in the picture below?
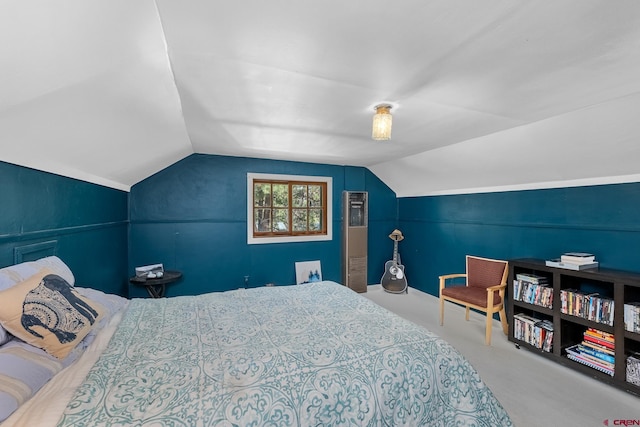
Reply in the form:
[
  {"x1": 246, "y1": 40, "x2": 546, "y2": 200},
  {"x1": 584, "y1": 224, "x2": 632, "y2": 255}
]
[
  {"x1": 7, "y1": 152, "x2": 637, "y2": 301},
  {"x1": 0, "y1": 161, "x2": 129, "y2": 295},
  {"x1": 128, "y1": 154, "x2": 397, "y2": 296},
  {"x1": 398, "y1": 183, "x2": 640, "y2": 297}
]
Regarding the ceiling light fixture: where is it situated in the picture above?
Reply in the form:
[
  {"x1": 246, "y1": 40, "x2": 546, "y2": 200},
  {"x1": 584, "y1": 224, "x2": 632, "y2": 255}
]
[{"x1": 372, "y1": 104, "x2": 392, "y2": 141}]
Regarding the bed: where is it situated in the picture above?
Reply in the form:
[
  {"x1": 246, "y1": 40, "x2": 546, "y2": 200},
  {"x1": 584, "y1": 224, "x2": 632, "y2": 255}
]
[{"x1": 1, "y1": 257, "x2": 512, "y2": 426}]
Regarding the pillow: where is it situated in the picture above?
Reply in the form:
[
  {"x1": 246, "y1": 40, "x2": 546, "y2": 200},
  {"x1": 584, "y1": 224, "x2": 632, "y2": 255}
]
[
  {"x1": 0, "y1": 343, "x2": 64, "y2": 422},
  {"x1": 0, "y1": 327, "x2": 9, "y2": 346},
  {"x1": 0, "y1": 268, "x2": 105, "y2": 359},
  {"x1": 0, "y1": 256, "x2": 75, "y2": 292},
  {"x1": 0, "y1": 256, "x2": 76, "y2": 344},
  {"x1": 0, "y1": 286, "x2": 127, "y2": 423},
  {"x1": 31, "y1": 256, "x2": 75, "y2": 287},
  {"x1": 0, "y1": 262, "x2": 40, "y2": 292},
  {"x1": 75, "y1": 287, "x2": 128, "y2": 318}
]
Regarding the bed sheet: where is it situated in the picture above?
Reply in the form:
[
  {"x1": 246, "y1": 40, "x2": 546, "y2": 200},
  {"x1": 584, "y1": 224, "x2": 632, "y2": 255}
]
[
  {"x1": 8, "y1": 281, "x2": 513, "y2": 426},
  {"x1": 3, "y1": 305, "x2": 127, "y2": 427}
]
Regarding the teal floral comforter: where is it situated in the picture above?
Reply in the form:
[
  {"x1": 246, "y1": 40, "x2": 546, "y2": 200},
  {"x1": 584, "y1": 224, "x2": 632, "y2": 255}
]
[{"x1": 58, "y1": 281, "x2": 512, "y2": 426}]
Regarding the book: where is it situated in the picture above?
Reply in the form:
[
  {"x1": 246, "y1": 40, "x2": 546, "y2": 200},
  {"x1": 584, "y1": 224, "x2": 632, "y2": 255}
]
[
  {"x1": 560, "y1": 289, "x2": 576, "y2": 314},
  {"x1": 566, "y1": 345, "x2": 614, "y2": 376},
  {"x1": 577, "y1": 344, "x2": 615, "y2": 364},
  {"x1": 583, "y1": 334, "x2": 615, "y2": 350},
  {"x1": 574, "y1": 351, "x2": 614, "y2": 370},
  {"x1": 624, "y1": 302, "x2": 640, "y2": 333},
  {"x1": 516, "y1": 273, "x2": 548, "y2": 284},
  {"x1": 580, "y1": 340, "x2": 615, "y2": 356},
  {"x1": 513, "y1": 314, "x2": 538, "y2": 344},
  {"x1": 513, "y1": 314, "x2": 554, "y2": 349},
  {"x1": 542, "y1": 329, "x2": 554, "y2": 352},
  {"x1": 566, "y1": 352, "x2": 614, "y2": 376},
  {"x1": 570, "y1": 291, "x2": 598, "y2": 318},
  {"x1": 586, "y1": 327, "x2": 615, "y2": 340},
  {"x1": 583, "y1": 296, "x2": 614, "y2": 326},
  {"x1": 514, "y1": 277, "x2": 553, "y2": 308},
  {"x1": 561, "y1": 252, "x2": 596, "y2": 264},
  {"x1": 536, "y1": 319, "x2": 554, "y2": 352},
  {"x1": 537, "y1": 286, "x2": 553, "y2": 308},
  {"x1": 545, "y1": 259, "x2": 599, "y2": 270}
]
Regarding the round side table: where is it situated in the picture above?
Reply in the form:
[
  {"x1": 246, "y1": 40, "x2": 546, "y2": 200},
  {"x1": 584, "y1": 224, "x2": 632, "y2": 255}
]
[{"x1": 129, "y1": 270, "x2": 182, "y2": 298}]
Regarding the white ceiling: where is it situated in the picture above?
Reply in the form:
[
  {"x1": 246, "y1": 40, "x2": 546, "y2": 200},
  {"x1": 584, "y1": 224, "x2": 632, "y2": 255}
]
[{"x1": 2, "y1": 1, "x2": 640, "y2": 196}]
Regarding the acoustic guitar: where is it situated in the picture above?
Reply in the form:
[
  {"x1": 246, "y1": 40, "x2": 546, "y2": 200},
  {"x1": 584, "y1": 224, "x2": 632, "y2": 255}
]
[{"x1": 381, "y1": 229, "x2": 408, "y2": 293}]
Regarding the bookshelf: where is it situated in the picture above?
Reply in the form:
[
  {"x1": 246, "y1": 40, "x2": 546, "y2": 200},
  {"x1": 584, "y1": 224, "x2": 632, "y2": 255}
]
[{"x1": 508, "y1": 258, "x2": 640, "y2": 395}]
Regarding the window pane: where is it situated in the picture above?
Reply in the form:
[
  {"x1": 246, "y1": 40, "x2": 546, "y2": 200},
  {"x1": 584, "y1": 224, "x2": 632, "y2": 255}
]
[
  {"x1": 254, "y1": 208, "x2": 271, "y2": 232},
  {"x1": 309, "y1": 209, "x2": 322, "y2": 231},
  {"x1": 249, "y1": 174, "x2": 330, "y2": 242},
  {"x1": 272, "y1": 183, "x2": 289, "y2": 207},
  {"x1": 308, "y1": 185, "x2": 322, "y2": 207},
  {"x1": 273, "y1": 209, "x2": 289, "y2": 231},
  {"x1": 292, "y1": 185, "x2": 307, "y2": 207},
  {"x1": 292, "y1": 209, "x2": 308, "y2": 231},
  {"x1": 254, "y1": 183, "x2": 271, "y2": 207}
]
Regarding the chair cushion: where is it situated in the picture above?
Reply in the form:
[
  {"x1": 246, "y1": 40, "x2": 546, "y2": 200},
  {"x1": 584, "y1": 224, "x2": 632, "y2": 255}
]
[
  {"x1": 467, "y1": 256, "x2": 507, "y2": 290},
  {"x1": 441, "y1": 285, "x2": 502, "y2": 307}
]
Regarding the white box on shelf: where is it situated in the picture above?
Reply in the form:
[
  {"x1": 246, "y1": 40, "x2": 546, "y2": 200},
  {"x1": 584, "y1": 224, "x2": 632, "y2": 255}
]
[
  {"x1": 135, "y1": 263, "x2": 164, "y2": 277},
  {"x1": 545, "y1": 259, "x2": 599, "y2": 270}
]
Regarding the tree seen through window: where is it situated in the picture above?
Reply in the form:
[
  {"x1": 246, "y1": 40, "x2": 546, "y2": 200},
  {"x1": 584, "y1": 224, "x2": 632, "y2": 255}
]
[{"x1": 253, "y1": 180, "x2": 326, "y2": 237}]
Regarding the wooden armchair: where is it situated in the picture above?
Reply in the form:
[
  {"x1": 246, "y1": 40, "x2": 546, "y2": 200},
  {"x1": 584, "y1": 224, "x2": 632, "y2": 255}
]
[{"x1": 439, "y1": 255, "x2": 509, "y2": 345}]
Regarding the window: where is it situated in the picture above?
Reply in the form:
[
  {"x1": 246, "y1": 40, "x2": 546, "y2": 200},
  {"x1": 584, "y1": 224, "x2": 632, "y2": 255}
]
[{"x1": 247, "y1": 173, "x2": 332, "y2": 244}]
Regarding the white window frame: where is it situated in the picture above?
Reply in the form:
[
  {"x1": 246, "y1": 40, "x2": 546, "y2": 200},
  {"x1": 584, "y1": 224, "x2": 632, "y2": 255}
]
[{"x1": 247, "y1": 172, "x2": 332, "y2": 245}]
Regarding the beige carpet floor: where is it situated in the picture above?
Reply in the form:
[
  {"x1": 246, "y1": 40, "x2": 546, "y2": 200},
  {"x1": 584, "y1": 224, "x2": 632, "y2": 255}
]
[{"x1": 362, "y1": 284, "x2": 640, "y2": 427}]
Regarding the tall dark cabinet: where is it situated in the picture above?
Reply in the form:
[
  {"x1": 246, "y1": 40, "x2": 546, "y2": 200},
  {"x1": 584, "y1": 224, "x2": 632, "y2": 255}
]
[{"x1": 342, "y1": 191, "x2": 368, "y2": 293}]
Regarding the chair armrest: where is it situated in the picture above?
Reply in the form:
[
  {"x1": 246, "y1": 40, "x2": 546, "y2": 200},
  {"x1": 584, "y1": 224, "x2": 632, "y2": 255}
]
[
  {"x1": 439, "y1": 273, "x2": 467, "y2": 291},
  {"x1": 485, "y1": 282, "x2": 508, "y2": 307},
  {"x1": 486, "y1": 283, "x2": 507, "y2": 292},
  {"x1": 439, "y1": 273, "x2": 467, "y2": 280}
]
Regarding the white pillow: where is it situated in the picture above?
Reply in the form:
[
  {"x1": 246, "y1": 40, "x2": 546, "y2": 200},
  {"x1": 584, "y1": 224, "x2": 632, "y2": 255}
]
[
  {"x1": 0, "y1": 328, "x2": 9, "y2": 346},
  {"x1": 0, "y1": 262, "x2": 40, "y2": 292},
  {"x1": 0, "y1": 256, "x2": 74, "y2": 292}
]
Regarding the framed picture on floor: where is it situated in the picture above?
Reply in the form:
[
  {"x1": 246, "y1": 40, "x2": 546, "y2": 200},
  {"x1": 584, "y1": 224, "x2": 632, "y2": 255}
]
[{"x1": 295, "y1": 260, "x2": 322, "y2": 285}]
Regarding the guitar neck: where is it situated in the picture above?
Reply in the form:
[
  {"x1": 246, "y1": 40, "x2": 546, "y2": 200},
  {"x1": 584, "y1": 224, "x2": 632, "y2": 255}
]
[{"x1": 393, "y1": 240, "x2": 399, "y2": 263}]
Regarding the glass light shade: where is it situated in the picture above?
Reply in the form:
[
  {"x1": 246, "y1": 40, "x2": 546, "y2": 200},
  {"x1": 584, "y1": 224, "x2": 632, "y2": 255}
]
[{"x1": 372, "y1": 104, "x2": 392, "y2": 140}]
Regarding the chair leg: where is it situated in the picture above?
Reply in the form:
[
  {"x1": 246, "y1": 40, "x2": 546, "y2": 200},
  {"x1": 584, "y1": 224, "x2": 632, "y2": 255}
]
[
  {"x1": 465, "y1": 306, "x2": 470, "y2": 321},
  {"x1": 439, "y1": 297, "x2": 445, "y2": 326},
  {"x1": 485, "y1": 312, "x2": 493, "y2": 345},
  {"x1": 499, "y1": 307, "x2": 508, "y2": 335}
]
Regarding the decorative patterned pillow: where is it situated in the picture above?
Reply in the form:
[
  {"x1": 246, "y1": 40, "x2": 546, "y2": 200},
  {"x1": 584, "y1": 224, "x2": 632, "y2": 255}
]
[
  {"x1": 0, "y1": 257, "x2": 76, "y2": 346},
  {"x1": 0, "y1": 263, "x2": 41, "y2": 345},
  {"x1": 0, "y1": 268, "x2": 104, "y2": 359}
]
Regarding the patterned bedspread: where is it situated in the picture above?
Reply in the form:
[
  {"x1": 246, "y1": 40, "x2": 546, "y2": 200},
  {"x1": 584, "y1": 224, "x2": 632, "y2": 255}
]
[{"x1": 57, "y1": 281, "x2": 512, "y2": 426}]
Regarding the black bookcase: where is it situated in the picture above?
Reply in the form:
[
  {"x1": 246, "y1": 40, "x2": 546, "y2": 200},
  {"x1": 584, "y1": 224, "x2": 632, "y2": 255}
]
[{"x1": 508, "y1": 258, "x2": 640, "y2": 396}]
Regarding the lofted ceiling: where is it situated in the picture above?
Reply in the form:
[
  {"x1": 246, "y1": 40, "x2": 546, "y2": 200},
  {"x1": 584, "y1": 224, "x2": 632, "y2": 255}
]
[{"x1": 1, "y1": 1, "x2": 640, "y2": 196}]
